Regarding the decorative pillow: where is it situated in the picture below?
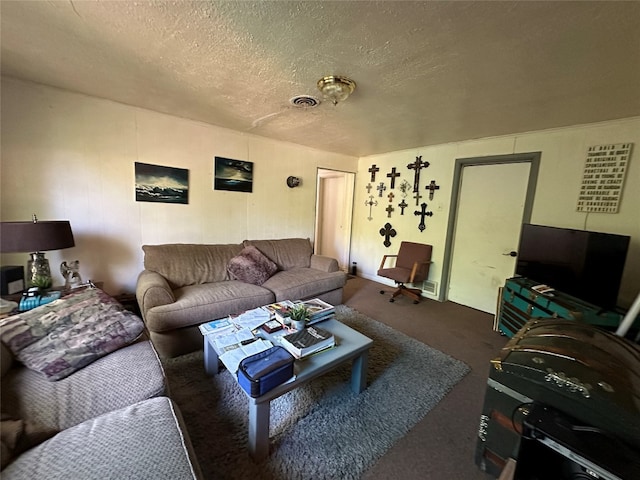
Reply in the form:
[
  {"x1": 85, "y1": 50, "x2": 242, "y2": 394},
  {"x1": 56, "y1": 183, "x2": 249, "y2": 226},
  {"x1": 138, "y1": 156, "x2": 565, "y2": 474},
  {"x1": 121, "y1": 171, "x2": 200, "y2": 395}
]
[
  {"x1": 0, "y1": 288, "x2": 144, "y2": 381},
  {"x1": 227, "y1": 245, "x2": 278, "y2": 286}
]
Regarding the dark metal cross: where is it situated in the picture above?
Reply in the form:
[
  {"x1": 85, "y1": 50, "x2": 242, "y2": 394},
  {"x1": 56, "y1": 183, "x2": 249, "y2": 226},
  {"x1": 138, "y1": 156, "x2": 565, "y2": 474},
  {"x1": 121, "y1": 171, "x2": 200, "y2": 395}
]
[
  {"x1": 387, "y1": 192, "x2": 395, "y2": 203},
  {"x1": 377, "y1": 182, "x2": 386, "y2": 197},
  {"x1": 385, "y1": 204, "x2": 394, "y2": 218},
  {"x1": 365, "y1": 195, "x2": 378, "y2": 221},
  {"x1": 426, "y1": 180, "x2": 440, "y2": 200},
  {"x1": 379, "y1": 222, "x2": 397, "y2": 247},
  {"x1": 398, "y1": 199, "x2": 408, "y2": 215},
  {"x1": 406, "y1": 155, "x2": 430, "y2": 193},
  {"x1": 366, "y1": 183, "x2": 373, "y2": 194},
  {"x1": 368, "y1": 164, "x2": 380, "y2": 182},
  {"x1": 414, "y1": 202, "x2": 434, "y2": 232},
  {"x1": 386, "y1": 167, "x2": 400, "y2": 189}
]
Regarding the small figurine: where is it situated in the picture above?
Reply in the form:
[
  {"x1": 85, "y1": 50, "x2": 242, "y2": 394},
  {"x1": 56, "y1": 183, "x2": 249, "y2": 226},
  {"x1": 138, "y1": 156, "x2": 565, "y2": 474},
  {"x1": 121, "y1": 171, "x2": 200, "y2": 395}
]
[{"x1": 60, "y1": 260, "x2": 83, "y2": 289}]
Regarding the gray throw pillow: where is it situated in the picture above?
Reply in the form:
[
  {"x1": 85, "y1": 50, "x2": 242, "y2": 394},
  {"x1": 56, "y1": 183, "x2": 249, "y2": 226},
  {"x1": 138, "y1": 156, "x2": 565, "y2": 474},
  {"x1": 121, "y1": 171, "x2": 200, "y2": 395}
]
[{"x1": 227, "y1": 246, "x2": 278, "y2": 285}]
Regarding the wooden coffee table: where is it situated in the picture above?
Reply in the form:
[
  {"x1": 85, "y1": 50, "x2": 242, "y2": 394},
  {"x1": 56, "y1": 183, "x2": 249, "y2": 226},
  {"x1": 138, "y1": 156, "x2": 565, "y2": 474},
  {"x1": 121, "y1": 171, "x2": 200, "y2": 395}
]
[{"x1": 203, "y1": 317, "x2": 373, "y2": 460}]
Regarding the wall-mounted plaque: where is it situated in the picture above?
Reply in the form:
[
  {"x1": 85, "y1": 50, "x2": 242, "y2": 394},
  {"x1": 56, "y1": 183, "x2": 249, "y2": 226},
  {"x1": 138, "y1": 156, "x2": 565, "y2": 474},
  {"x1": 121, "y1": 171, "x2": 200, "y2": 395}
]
[{"x1": 576, "y1": 143, "x2": 633, "y2": 213}]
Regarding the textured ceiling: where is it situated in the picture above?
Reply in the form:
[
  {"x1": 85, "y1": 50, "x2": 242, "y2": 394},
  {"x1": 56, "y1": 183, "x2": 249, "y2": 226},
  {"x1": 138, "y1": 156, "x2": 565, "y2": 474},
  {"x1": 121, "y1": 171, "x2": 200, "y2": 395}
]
[{"x1": 1, "y1": 1, "x2": 639, "y2": 157}]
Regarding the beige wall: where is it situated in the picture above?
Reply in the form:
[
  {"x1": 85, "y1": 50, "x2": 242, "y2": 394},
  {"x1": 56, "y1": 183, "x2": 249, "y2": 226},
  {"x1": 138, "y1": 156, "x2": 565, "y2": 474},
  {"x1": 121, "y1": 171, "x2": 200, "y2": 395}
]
[
  {"x1": 2, "y1": 77, "x2": 638, "y2": 309},
  {"x1": 353, "y1": 118, "x2": 640, "y2": 309},
  {"x1": 0, "y1": 78, "x2": 357, "y2": 294}
]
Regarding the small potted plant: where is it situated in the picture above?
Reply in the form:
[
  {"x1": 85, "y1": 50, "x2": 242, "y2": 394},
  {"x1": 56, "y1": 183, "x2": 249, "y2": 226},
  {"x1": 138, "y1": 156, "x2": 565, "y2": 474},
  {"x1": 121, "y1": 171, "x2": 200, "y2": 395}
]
[{"x1": 288, "y1": 304, "x2": 310, "y2": 331}]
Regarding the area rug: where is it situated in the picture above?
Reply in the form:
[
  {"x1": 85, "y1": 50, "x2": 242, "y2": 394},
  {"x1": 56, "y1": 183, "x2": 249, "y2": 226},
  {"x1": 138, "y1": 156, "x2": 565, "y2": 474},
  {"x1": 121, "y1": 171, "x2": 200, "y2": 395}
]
[{"x1": 163, "y1": 305, "x2": 470, "y2": 480}]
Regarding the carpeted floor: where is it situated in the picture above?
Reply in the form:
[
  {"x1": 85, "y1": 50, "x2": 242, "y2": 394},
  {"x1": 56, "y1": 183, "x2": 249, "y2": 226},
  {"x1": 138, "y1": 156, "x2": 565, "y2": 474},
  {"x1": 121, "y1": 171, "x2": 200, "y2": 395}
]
[
  {"x1": 344, "y1": 276, "x2": 506, "y2": 480},
  {"x1": 163, "y1": 305, "x2": 470, "y2": 480}
]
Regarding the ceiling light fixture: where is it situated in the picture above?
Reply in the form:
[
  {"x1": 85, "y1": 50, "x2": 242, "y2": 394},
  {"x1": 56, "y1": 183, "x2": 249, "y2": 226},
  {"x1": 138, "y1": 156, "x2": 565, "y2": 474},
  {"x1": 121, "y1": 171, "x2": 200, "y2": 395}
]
[{"x1": 317, "y1": 75, "x2": 356, "y2": 106}]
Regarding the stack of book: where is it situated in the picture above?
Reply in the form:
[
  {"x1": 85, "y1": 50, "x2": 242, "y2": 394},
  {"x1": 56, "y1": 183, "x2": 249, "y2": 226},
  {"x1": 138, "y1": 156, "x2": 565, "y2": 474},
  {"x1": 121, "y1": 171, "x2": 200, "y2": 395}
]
[
  {"x1": 280, "y1": 325, "x2": 335, "y2": 358},
  {"x1": 292, "y1": 298, "x2": 335, "y2": 325}
]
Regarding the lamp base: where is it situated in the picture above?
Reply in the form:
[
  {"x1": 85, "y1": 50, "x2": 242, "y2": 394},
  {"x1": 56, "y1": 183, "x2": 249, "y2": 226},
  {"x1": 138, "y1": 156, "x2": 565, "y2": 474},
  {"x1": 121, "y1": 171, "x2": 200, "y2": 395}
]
[{"x1": 27, "y1": 252, "x2": 52, "y2": 289}]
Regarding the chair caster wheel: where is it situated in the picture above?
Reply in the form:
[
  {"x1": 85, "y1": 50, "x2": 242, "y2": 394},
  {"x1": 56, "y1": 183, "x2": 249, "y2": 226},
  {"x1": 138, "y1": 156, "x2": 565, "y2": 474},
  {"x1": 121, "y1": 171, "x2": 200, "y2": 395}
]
[
  {"x1": 389, "y1": 298, "x2": 394, "y2": 303},
  {"x1": 380, "y1": 290, "x2": 385, "y2": 295}
]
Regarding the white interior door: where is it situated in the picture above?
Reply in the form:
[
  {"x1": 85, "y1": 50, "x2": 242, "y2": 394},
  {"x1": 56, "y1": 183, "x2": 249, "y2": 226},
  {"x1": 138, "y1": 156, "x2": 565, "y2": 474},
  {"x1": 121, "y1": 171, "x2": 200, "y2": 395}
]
[
  {"x1": 314, "y1": 170, "x2": 354, "y2": 271},
  {"x1": 448, "y1": 162, "x2": 530, "y2": 314}
]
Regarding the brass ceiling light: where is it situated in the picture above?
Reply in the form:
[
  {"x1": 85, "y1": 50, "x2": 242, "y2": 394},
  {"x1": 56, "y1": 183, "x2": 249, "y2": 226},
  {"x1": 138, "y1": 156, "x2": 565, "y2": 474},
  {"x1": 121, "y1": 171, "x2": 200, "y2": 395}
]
[{"x1": 317, "y1": 75, "x2": 356, "y2": 106}]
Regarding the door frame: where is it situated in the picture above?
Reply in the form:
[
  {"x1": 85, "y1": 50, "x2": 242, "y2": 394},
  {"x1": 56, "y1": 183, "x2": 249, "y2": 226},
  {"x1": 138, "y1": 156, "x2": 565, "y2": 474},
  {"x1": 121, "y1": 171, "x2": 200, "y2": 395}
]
[
  {"x1": 314, "y1": 168, "x2": 355, "y2": 271},
  {"x1": 439, "y1": 152, "x2": 541, "y2": 302}
]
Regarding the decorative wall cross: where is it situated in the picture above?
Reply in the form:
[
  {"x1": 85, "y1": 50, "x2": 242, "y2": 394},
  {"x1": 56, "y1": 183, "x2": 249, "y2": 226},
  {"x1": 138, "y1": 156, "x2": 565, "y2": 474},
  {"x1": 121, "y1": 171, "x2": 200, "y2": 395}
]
[
  {"x1": 398, "y1": 179, "x2": 411, "y2": 198},
  {"x1": 379, "y1": 222, "x2": 397, "y2": 247},
  {"x1": 386, "y1": 167, "x2": 400, "y2": 189},
  {"x1": 407, "y1": 155, "x2": 430, "y2": 193},
  {"x1": 377, "y1": 182, "x2": 387, "y2": 197},
  {"x1": 366, "y1": 183, "x2": 373, "y2": 194},
  {"x1": 426, "y1": 180, "x2": 440, "y2": 200},
  {"x1": 413, "y1": 190, "x2": 423, "y2": 206},
  {"x1": 385, "y1": 204, "x2": 394, "y2": 218},
  {"x1": 398, "y1": 199, "x2": 408, "y2": 215},
  {"x1": 368, "y1": 164, "x2": 380, "y2": 182},
  {"x1": 414, "y1": 202, "x2": 433, "y2": 232},
  {"x1": 365, "y1": 195, "x2": 378, "y2": 221},
  {"x1": 387, "y1": 192, "x2": 395, "y2": 203}
]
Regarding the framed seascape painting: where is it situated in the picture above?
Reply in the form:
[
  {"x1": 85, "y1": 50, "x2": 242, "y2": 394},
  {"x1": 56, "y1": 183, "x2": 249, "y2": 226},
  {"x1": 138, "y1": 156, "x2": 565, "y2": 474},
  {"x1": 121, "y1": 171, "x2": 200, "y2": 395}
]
[
  {"x1": 214, "y1": 157, "x2": 253, "y2": 193},
  {"x1": 135, "y1": 162, "x2": 189, "y2": 204}
]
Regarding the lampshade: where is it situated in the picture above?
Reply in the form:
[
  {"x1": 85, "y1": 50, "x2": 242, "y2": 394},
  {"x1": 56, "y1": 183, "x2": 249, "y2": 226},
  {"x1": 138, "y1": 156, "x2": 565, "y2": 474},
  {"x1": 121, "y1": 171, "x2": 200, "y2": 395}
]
[
  {"x1": 1, "y1": 219, "x2": 75, "y2": 253},
  {"x1": 317, "y1": 75, "x2": 356, "y2": 106}
]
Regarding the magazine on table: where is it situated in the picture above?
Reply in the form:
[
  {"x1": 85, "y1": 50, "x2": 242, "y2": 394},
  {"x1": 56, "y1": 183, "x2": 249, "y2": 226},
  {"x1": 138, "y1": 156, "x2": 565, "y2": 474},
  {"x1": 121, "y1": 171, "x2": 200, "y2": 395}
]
[
  {"x1": 213, "y1": 328, "x2": 255, "y2": 353},
  {"x1": 230, "y1": 307, "x2": 271, "y2": 330},
  {"x1": 198, "y1": 318, "x2": 234, "y2": 336},
  {"x1": 199, "y1": 307, "x2": 270, "y2": 341},
  {"x1": 280, "y1": 325, "x2": 335, "y2": 359},
  {"x1": 262, "y1": 301, "x2": 295, "y2": 322}
]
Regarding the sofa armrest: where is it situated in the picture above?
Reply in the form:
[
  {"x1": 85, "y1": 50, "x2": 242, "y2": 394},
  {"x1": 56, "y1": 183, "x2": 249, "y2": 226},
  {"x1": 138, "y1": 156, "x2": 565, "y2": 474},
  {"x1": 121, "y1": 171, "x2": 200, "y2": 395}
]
[
  {"x1": 136, "y1": 270, "x2": 176, "y2": 319},
  {"x1": 310, "y1": 254, "x2": 340, "y2": 273}
]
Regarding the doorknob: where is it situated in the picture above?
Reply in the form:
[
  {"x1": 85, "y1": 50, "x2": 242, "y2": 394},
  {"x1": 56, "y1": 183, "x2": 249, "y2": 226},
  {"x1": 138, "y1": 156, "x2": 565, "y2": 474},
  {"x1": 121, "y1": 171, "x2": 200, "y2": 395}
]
[{"x1": 503, "y1": 251, "x2": 517, "y2": 257}]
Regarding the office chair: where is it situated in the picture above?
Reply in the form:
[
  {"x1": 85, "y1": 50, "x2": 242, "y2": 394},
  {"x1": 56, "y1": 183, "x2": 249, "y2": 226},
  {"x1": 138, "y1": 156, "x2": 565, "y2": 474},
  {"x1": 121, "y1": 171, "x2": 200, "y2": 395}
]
[{"x1": 378, "y1": 241, "x2": 432, "y2": 304}]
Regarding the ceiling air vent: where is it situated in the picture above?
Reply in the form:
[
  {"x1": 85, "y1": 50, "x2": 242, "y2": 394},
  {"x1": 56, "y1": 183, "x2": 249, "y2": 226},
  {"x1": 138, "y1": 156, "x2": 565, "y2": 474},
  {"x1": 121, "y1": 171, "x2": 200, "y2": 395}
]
[{"x1": 289, "y1": 95, "x2": 320, "y2": 108}]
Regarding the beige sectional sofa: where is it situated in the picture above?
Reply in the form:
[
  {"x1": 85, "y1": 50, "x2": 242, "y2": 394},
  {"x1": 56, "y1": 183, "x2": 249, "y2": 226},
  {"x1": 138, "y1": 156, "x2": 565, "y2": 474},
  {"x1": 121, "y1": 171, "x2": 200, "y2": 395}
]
[
  {"x1": 136, "y1": 238, "x2": 347, "y2": 358},
  {"x1": 0, "y1": 288, "x2": 202, "y2": 479}
]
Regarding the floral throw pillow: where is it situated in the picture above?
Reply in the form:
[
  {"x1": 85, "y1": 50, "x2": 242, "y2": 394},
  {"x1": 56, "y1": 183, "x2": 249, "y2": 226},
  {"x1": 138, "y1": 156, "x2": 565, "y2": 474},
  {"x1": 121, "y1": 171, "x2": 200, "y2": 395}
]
[
  {"x1": 0, "y1": 288, "x2": 144, "y2": 381},
  {"x1": 227, "y1": 245, "x2": 278, "y2": 286}
]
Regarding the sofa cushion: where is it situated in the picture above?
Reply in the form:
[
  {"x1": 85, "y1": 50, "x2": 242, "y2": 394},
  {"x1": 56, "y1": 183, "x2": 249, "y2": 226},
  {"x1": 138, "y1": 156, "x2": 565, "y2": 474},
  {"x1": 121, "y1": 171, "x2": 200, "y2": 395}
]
[
  {"x1": 143, "y1": 243, "x2": 243, "y2": 289},
  {"x1": 1, "y1": 397, "x2": 201, "y2": 480},
  {"x1": 0, "y1": 289, "x2": 144, "y2": 381},
  {"x1": 243, "y1": 238, "x2": 312, "y2": 270},
  {"x1": 0, "y1": 338, "x2": 166, "y2": 431},
  {"x1": 227, "y1": 246, "x2": 278, "y2": 285},
  {"x1": 261, "y1": 267, "x2": 347, "y2": 302},
  {"x1": 0, "y1": 414, "x2": 58, "y2": 470},
  {"x1": 144, "y1": 281, "x2": 275, "y2": 333}
]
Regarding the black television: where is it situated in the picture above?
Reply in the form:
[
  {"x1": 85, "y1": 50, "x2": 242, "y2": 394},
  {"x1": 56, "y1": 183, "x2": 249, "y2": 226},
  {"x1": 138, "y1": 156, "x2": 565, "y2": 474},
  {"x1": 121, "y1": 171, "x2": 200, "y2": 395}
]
[{"x1": 515, "y1": 224, "x2": 630, "y2": 311}]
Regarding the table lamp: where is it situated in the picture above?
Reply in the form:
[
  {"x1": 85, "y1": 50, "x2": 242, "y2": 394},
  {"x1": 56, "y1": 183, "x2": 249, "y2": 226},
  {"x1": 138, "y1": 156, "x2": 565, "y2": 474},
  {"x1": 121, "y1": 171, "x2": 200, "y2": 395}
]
[{"x1": 1, "y1": 214, "x2": 75, "y2": 289}]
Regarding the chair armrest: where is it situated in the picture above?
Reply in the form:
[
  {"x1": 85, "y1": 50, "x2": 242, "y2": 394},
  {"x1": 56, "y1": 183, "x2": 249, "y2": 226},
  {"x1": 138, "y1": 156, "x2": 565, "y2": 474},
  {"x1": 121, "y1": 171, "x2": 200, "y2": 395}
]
[
  {"x1": 409, "y1": 260, "x2": 432, "y2": 283},
  {"x1": 310, "y1": 254, "x2": 340, "y2": 272},
  {"x1": 379, "y1": 254, "x2": 398, "y2": 271},
  {"x1": 136, "y1": 270, "x2": 176, "y2": 319}
]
